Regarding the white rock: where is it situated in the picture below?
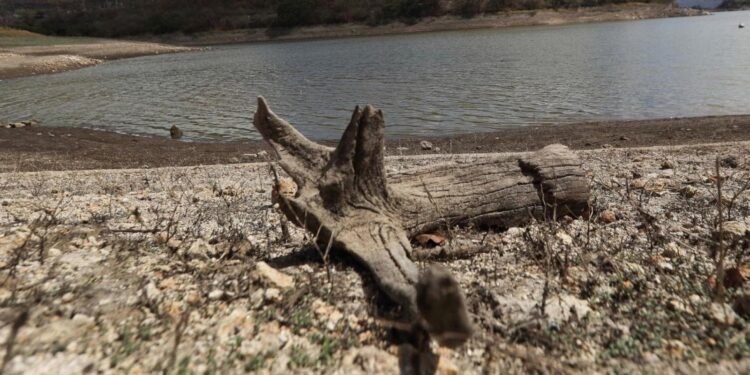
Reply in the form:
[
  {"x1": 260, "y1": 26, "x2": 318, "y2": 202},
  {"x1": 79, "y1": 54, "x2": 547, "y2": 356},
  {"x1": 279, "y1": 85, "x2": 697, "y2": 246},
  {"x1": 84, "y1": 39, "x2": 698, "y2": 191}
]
[
  {"x1": 249, "y1": 289, "x2": 265, "y2": 308},
  {"x1": 721, "y1": 221, "x2": 747, "y2": 241},
  {"x1": 264, "y1": 288, "x2": 281, "y2": 302},
  {"x1": 216, "y1": 308, "x2": 253, "y2": 343},
  {"x1": 7, "y1": 353, "x2": 95, "y2": 375},
  {"x1": 657, "y1": 261, "x2": 674, "y2": 272},
  {"x1": 208, "y1": 289, "x2": 224, "y2": 300},
  {"x1": 710, "y1": 302, "x2": 739, "y2": 324},
  {"x1": 255, "y1": 261, "x2": 294, "y2": 290},
  {"x1": 143, "y1": 281, "x2": 161, "y2": 304},
  {"x1": 181, "y1": 239, "x2": 217, "y2": 259},
  {"x1": 544, "y1": 294, "x2": 592, "y2": 323},
  {"x1": 61, "y1": 292, "x2": 75, "y2": 303},
  {"x1": 239, "y1": 332, "x2": 283, "y2": 357},
  {"x1": 19, "y1": 315, "x2": 95, "y2": 349},
  {"x1": 335, "y1": 346, "x2": 399, "y2": 375},
  {"x1": 556, "y1": 232, "x2": 573, "y2": 246},
  {"x1": 505, "y1": 227, "x2": 524, "y2": 238}
]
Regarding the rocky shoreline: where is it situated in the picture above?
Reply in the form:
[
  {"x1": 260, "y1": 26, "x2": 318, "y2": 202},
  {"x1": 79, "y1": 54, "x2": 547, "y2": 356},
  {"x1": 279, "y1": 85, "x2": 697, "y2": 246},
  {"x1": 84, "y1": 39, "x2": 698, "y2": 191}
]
[
  {"x1": 2, "y1": 114, "x2": 750, "y2": 173},
  {"x1": 1, "y1": 141, "x2": 749, "y2": 373},
  {"x1": 153, "y1": 3, "x2": 708, "y2": 46},
  {"x1": 0, "y1": 40, "x2": 196, "y2": 80}
]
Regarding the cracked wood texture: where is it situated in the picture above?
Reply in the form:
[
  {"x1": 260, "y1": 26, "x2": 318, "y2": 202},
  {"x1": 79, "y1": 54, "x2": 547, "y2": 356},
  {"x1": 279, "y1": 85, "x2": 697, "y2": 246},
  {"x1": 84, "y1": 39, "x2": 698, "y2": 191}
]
[{"x1": 253, "y1": 97, "x2": 589, "y2": 346}]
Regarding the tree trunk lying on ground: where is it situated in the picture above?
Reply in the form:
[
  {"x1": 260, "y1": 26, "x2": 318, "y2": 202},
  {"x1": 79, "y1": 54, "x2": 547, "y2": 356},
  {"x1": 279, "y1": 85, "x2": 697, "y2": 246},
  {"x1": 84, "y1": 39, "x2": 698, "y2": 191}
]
[{"x1": 253, "y1": 97, "x2": 590, "y2": 346}]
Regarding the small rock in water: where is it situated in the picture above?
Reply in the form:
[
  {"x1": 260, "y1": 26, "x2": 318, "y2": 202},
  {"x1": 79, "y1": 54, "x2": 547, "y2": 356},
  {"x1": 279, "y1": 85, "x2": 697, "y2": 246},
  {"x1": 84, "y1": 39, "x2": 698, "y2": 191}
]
[
  {"x1": 170, "y1": 125, "x2": 183, "y2": 139},
  {"x1": 420, "y1": 140, "x2": 433, "y2": 151}
]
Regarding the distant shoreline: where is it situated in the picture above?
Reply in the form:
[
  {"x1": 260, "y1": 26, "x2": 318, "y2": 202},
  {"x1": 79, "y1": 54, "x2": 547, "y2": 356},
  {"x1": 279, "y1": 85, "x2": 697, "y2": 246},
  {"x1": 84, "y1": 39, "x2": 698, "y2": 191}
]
[
  {"x1": 1, "y1": 3, "x2": 707, "y2": 80},
  {"x1": 2, "y1": 113, "x2": 748, "y2": 172},
  {"x1": 149, "y1": 3, "x2": 708, "y2": 46},
  {"x1": 0, "y1": 40, "x2": 197, "y2": 80}
]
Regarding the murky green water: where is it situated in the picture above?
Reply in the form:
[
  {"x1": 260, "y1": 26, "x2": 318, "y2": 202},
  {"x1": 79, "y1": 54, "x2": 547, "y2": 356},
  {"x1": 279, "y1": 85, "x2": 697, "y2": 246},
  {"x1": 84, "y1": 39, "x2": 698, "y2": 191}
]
[{"x1": 1, "y1": 11, "x2": 749, "y2": 141}]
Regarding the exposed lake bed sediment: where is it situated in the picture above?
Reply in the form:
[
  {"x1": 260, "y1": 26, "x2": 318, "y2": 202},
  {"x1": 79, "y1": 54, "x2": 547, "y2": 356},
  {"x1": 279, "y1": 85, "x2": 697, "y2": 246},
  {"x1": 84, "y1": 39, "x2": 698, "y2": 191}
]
[
  {"x1": 3, "y1": 6, "x2": 750, "y2": 373},
  {"x1": 1, "y1": 139, "x2": 749, "y2": 373},
  {"x1": 0, "y1": 40, "x2": 196, "y2": 80},
  {"x1": 1, "y1": 114, "x2": 749, "y2": 173}
]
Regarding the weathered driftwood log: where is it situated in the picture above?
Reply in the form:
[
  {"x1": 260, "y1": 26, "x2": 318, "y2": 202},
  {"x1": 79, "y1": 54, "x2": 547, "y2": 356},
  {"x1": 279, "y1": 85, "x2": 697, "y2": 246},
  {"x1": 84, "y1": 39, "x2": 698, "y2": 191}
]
[{"x1": 253, "y1": 97, "x2": 590, "y2": 345}]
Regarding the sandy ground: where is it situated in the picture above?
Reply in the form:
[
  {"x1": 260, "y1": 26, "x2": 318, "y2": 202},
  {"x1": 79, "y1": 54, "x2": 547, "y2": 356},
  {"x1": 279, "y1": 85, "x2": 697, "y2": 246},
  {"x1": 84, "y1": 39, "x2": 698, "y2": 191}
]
[
  {"x1": 2, "y1": 114, "x2": 749, "y2": 173},
  {"x1": 154, "y1": 3, "x2": 707, "y2": 46},
  {"x1": 0, "y1": 41, "x2": 196, "y2": 80},
  {"x1": 0, "y1": 141, "x2": 749, "y2": 374}
]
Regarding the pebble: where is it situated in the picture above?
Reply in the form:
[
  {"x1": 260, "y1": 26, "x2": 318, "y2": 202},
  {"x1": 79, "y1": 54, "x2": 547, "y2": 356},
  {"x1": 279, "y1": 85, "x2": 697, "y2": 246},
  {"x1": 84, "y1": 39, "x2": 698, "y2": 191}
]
[
  {"x1": 599, "y1": 210, "x2": 617, "y2": 224},
  {"x1": 61, "y1": 292, "x2": 75, "y2": 303},
  {"x1": 264, "y1": 287, "x2": 281, "y2": 302},
  {"x1": 169, "y1": 125, "x2": 183, "y2": 139},
  {"x1": 662, "y1": 242, "x2": 685, "y2": 258},
  {"x1": 143, "y1": 281, "x2": 162, "y2": 304},
  {"x1": 420, "y1": 140, "x2": 433, "y2": 150},
  {"x1": 720, "y1": 156, "x2": 738, "y2": 169},
  {"x1": 250, "y1": 289, "x2": 265, "y2": 308},
  {"x1": 208, "y1": 289, "x2": 224, "y2": 300},
  {"x1": 505, "y1": 227, "x2": 524, "y2": 238},
  {"x1": 254, "y1": 261, "x2": 295, "y2": 290},
  {"x1": 660, "y1": 160, "x2": 676, "y2": 170},
  {"x1": 182, "y1": 239, "x2": 217, "y2": 259},
  {"x1": 710, "y1": 302, "x2": 739, "y2": 324},
  {"x1": 720, "y1": 221, "x2": 747, "y2": 241},
  {"x1": 185, "y1": 290, "x2": 201, "y2": 305},
  {"x1": 556, "y1": 232, "x2": 573, "y2": 246},
  {"x1": 680, "y1": 185, "x2": 698, "y2": 198}
]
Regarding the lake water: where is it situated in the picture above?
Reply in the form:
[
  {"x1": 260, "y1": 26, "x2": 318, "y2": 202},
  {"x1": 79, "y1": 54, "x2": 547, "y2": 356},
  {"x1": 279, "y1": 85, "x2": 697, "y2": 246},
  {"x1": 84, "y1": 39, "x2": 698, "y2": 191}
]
[{"x1": 2, "y1": 11, "x2": 750, "y2": 141}]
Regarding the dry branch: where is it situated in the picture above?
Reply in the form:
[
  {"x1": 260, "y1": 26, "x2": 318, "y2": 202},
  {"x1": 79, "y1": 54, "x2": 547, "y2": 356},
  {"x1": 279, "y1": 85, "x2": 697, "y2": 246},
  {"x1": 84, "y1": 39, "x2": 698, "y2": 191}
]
[{"x1": 252, "y1": 97, "x2": 590, "y2": 345}]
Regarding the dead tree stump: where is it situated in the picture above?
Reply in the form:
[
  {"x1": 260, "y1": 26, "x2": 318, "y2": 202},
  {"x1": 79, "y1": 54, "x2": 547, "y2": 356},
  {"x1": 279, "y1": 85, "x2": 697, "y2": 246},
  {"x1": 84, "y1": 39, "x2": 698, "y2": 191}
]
[{"x1": 253, "y1": 97, "x2": 590, "y2": 346}]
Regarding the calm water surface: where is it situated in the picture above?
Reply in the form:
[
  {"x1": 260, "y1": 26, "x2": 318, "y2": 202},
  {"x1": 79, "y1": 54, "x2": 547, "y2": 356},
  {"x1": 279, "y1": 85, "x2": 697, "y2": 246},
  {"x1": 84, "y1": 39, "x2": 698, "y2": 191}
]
[{"x1": 2, "y1": 11, "x2": 750, "y2": 141}]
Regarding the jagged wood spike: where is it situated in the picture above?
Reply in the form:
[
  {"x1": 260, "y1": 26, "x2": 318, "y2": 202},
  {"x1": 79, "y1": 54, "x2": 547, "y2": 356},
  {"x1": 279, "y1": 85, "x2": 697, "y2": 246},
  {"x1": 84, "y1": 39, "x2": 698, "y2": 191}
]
[
  {"x1": 353, "y1": 106, "x2": 389, "y2": 208},
  {"x1": 253, "y1": 97, "x2": 333, "y2": 185},
  {"x1": 319, "y1": 106, "x2": 362, "y2": 213}
]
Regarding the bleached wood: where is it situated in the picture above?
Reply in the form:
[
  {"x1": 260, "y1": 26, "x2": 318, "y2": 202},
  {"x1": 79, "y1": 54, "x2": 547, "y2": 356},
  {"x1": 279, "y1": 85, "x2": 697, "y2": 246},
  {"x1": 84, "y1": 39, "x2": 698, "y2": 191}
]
[{"x1": 252, "y1": 97, "x2": 590, "y2": 346}]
